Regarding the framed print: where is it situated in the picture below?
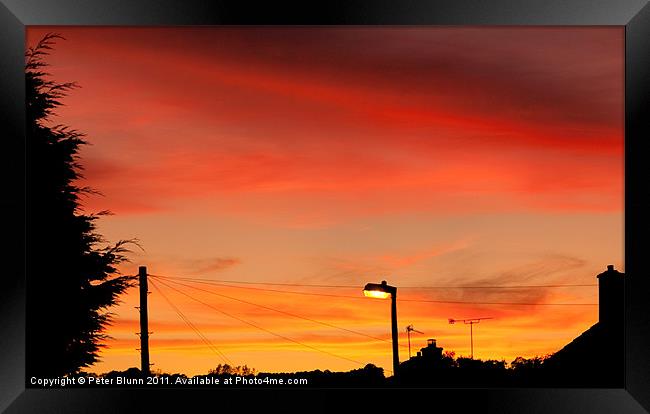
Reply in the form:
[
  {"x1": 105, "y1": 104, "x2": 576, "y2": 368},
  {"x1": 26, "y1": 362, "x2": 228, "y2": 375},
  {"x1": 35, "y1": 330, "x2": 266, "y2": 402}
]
[{"x1": 1, "y1": 1, "x2": 649, "y2": 412}]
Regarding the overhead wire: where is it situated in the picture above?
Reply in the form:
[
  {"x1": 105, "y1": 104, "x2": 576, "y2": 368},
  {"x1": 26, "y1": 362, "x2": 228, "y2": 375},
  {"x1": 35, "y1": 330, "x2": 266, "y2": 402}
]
[
  {"x1": 152, "y1": 277, "x2": 375, "y2": 372},
  {"x1": 130, "y1": 271, "x2": 598, "y2": 376},
  {"x1": 149, "y1": 278, "x2": 233, "y2": 365},
  {"x1": 148, "y1": 274, "x2": 597, "y2": 289},
  {"x1": 151, "y1": 275, "x2": 410, "y2": 349},
  {"x1": 151, "y1": 274, "x2": 598, "y2": 306}
]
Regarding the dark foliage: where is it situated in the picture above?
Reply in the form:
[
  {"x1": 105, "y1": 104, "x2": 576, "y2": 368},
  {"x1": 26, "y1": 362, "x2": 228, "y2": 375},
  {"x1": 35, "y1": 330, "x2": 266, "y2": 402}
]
[
  {"x1": 26, "y1": 33, "x2": 137, "y2": 377},
  {"x1": 396, "y1": 351, "x2": 513, "y2": 387},
  {"x1": 396, "y1": 338, "x2": 618, "y2": 388},
  {"x1": 259, "y1": 364, "x2": 386, "y2": 387},
  {"x1": 208, "y1": 364, "x2": 256, "y2": 376}
]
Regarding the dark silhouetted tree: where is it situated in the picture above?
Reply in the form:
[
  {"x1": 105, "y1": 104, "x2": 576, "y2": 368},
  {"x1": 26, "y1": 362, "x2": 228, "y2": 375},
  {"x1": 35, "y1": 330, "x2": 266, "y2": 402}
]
[
  {"x1": 259, "y1": 364, "x2": 386, "y2": 387},
  {"x1": 510, "y1": 355, "x2": 548, "y2": 371},
  {"x1": 208, "y1": 364, "x2": 256, "y2": 376},
  {"x1": 26, "y1": 33, "x2": 137, "y2": 377}
]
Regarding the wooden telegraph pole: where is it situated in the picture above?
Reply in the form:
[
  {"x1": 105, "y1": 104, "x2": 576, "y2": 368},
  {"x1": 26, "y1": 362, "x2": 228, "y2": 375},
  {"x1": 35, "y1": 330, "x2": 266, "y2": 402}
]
[{"x1": 139, "y1": 266, "x2": 150, "y2": 376}]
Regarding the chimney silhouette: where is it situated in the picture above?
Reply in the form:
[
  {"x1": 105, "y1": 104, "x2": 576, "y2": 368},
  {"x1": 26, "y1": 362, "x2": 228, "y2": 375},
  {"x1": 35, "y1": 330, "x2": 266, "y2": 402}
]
[{"x1": 597, "y1": 264, "x2": 624, "y2": 327}]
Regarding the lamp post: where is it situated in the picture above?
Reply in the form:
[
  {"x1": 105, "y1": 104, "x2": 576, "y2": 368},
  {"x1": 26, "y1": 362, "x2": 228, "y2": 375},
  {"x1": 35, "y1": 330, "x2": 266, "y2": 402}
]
[{"x1": 363, "y1": 280, "x2": 399, "y2": 376}]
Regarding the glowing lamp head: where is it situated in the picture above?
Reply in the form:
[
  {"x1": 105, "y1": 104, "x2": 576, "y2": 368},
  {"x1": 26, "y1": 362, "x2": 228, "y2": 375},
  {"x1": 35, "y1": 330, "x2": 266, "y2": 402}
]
[
  {"x1": 448, "y1": 319, "x2": 456, "y2": 324},
  {"x1": 363, "y1": 289, "x2": 391, "y2": 299},
  {"x1": 363, "y1": 280, "x2": 396, "y2": 299}
]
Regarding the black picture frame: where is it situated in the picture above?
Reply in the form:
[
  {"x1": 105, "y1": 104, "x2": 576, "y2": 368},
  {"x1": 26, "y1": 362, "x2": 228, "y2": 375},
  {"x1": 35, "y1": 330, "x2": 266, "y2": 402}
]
[{"x1": 1, "y1": 0, "x2": 649, "y2": 412}]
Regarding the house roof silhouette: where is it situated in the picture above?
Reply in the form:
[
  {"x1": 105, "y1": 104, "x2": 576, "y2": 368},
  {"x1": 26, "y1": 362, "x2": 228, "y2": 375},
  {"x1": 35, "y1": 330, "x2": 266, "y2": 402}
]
[{"x1": 544, "y1": 265, "x2": 624, "y2": 387}]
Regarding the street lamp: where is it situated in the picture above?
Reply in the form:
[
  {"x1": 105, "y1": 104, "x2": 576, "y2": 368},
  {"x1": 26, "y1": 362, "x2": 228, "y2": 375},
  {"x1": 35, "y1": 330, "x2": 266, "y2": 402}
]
[{"x1": 363, "y1": 280, "x2": 399, "y2": 376}]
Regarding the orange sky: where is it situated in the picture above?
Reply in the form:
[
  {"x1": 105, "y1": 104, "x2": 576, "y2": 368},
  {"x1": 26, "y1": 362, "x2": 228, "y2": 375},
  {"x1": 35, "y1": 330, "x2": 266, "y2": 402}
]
[{"x1": 27, "y1": 27, "x2": 624, "y2": 376}]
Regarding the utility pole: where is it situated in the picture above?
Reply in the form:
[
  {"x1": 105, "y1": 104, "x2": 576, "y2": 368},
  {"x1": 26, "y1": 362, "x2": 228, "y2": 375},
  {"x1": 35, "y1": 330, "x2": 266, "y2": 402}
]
[
  {"x1": 406, "y1": 325, "x2": 424, "y2": 358},
  {"x1": 448, "y1": 317, "x2": 492, "y2": 359},
  {"x1": 138, "y1": 266, "x2": 150, "y2": 376}
]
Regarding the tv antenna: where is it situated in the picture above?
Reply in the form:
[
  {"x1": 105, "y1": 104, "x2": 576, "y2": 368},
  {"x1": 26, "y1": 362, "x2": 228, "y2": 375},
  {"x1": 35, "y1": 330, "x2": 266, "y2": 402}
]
[
  {"x1": 448, "y1": 317, "x2": 493, "y2": 359},
  {"x1": 406, "y1": 324, "x2": 424, "y2": 358}
]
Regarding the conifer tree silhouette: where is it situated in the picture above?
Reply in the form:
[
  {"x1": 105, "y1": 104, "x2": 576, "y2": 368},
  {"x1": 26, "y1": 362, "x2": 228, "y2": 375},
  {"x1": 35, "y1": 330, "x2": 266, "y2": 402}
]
[{"x1": 26, "y1": 33, "x2": 138, "y2": 377}]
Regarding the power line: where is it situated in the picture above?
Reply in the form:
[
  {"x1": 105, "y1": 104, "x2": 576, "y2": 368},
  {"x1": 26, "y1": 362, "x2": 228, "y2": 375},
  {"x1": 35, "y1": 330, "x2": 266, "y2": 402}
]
[
  {"x1": 399, "y1": 298, "x2": 596, "y2": 306},
  {"x1": 150, "y1": 279, "x2": 232, "y2": 365},
  {"x1": 148, "y1": 274, "x2": 597, "y2": 289},
  {"x1": 151, "y1": 275, "x2": 410, "y2": 349},
  {"x1": 152, "y1": 275, "x2": 380, "y2": 300},
  {"x1": 152, "y1": 277, "x2": 373, "y2": 372},
  {"x1": 151, "y1": 275, "x2": 598, "y2": 306}
]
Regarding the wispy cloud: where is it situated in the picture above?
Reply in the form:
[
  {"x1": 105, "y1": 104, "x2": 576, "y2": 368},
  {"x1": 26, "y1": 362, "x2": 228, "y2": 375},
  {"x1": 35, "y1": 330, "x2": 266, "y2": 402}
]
[
  {"x1": 421, "y1": 254, "x2": 589, "y2": 306},
  {"x1": 184, "y1": 257, "x2": 241, "y2": 275}
]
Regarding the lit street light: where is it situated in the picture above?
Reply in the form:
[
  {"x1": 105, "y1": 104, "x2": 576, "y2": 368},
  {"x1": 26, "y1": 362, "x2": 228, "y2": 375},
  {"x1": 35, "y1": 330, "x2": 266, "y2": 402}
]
[{"x1": 363, "y1": 280, "x2": 399, "y2": 376}]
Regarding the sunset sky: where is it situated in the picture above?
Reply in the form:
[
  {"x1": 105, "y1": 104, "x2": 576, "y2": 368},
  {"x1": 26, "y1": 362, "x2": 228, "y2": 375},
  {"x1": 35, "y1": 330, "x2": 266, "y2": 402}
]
[{"x1": 27, "y1": 27, "x2": 624, "y2": 376}]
